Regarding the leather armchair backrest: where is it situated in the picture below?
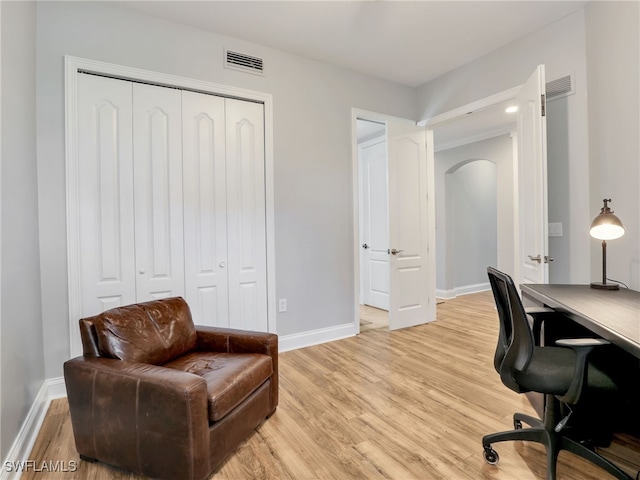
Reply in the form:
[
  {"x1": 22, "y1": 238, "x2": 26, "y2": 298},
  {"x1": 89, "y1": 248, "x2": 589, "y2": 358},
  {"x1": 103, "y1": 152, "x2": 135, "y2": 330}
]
[
  {"x1": 79, "y1": 316, "x2": 100, "y2": 356},
  {"x1": 80, "y1": 297, "x2": 198, "y2": 365}
]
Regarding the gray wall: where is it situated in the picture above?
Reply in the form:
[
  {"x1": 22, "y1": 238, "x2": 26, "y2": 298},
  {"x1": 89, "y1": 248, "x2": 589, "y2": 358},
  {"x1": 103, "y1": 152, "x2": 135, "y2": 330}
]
[
  {"x1": 1, "y1": 1, "x2": 45, "y2": 460},
  {"x1": 450, "y1": 160, "x2": 497, "y2": 288},
  {"x1": 421, "y1": 3, "x2": 640, "y2": 288},
  {"x1": 546, "y1": 95, "x2": 572, "y2": 284},
  {"x1": 435, "y1": 135, "x2": 513, "y2": 293},
  {"x1": 36, "y1": 1, "x2": 417, "y2": 378},
  {"x1": 585, "y1": 1, "x2": 640, "y2": 290},
  {"x1": 417, "y1": 9, "x2": 591, "y2": 284}
]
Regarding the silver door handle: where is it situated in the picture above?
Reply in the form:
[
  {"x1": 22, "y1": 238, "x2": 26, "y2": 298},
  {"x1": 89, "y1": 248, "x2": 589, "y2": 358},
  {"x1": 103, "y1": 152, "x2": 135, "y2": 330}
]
[
  {"x1": 544, "y1": 256, "x2": 554, "y2": 263},
  {"x1": 528, "y1": 255, "x2": 542, "y2": 263},
  {"x1": 388, "y1": 248, "x2": 404, "y2": 256}
]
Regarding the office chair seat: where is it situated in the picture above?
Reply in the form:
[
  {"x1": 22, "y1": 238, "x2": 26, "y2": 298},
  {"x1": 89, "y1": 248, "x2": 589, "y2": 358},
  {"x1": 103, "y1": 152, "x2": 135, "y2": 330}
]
[{"x1": 516, "y1": 346, "x2": 619, "y2": 396}]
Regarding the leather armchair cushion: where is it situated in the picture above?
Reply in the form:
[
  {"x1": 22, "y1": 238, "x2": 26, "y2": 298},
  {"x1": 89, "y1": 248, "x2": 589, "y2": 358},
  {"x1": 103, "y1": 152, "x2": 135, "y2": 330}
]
[
  {"x1": 164, "y1": 352, "x2": 273, "y2": 421},
  {"x1": 94, "y1": 297, "x2": 198, "y2": 365}
]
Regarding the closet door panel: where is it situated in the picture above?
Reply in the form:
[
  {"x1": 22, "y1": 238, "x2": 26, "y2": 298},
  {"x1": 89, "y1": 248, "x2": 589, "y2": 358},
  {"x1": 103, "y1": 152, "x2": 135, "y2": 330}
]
[
  {"x1": 133, "y1": 83, "x2": 185, "y2": 301},
  {"x1": 78, "y1": 74, "x2": 136, "y2": 315},
  {"x1": 225, "y1": 98, "x2": 268, "y2": 331},
  {"x1": 183, "y1": 91, "x2": 229, "y2": 326}
]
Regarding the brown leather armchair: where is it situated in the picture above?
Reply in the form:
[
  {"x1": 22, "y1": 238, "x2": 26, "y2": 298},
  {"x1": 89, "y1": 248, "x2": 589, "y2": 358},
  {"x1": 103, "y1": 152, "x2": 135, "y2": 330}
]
[{"x1": 63, "y1": 297, "x2": 278, "y2": 480}]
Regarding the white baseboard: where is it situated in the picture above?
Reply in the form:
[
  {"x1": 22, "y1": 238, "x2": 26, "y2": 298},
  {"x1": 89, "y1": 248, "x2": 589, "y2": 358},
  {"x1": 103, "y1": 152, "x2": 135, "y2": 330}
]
[
  {"x1": 455, "y1": 282, "x2": 490, "y2": 296},
  {"x1": 436, "y1": 289, "x2": 456, "y2": 299},
  {"x1": 46, "y1": 377, "x2": 67, "y2": 399},
  {"x1": 437, "y1": 282, "x2": 490, "y2": 300},
  {"x1": 0, "y1": 377, "x2": 65, "y2": 480},
  {"x1": 279, "y1": 322, "x2": 357, "y2": 352}
]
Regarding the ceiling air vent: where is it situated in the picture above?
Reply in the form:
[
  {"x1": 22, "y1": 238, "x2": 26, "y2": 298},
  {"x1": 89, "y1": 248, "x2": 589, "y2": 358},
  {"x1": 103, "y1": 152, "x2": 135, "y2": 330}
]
[
  {"x1": 225, "y1": 49, "x2": 264, "y2": 76},
  {"x1": 546, "y1": 74, "x2": 574, "y2": 102}
]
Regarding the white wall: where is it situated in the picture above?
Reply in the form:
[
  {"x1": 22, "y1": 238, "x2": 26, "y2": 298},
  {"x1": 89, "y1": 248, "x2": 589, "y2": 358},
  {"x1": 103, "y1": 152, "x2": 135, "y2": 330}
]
[
  {"x1": 35, "y1": 1, "x2": 417, "y2": 377},
  {"x1": 1, "y1": 0, "x2": 45, "y2": 460},
  {"x1": 418, "y1": 10, "x2": 591, "y2": 284},
  {"x1": 585, "y1": 1, "x2": 640, "y2": 290},
  {"x1": 435, "y1": 135, "x2": 513, "y2": 294}
]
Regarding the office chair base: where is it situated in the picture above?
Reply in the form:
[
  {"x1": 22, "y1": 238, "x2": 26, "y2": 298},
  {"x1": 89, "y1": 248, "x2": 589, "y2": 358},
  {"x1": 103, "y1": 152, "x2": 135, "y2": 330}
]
[{"x1": 482, "y1": 405, "x2": 633, "y2": 480}]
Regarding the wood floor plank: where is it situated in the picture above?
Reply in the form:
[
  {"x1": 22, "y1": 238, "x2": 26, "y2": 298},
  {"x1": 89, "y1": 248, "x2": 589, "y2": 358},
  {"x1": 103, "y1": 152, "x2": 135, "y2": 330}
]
[{"x1": 22, "y1": 291, "x2": 639, "y2": 479}]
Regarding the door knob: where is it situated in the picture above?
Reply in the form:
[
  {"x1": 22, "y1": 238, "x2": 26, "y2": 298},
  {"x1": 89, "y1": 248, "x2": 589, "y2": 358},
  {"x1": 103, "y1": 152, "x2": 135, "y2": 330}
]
[
  {"x1": 138, "y1": 268, "x2": 146, "y2": 274},
  {"x1": 219, "y1": 261, "x2": 226, "y2": 268},
  {"x1": 362, "y1": 243, "x2": 369, "y2": 249},
  {"x1": 528, "y1": 255, "x2": 542, "y2": 264},
  {"x1": 388, "y1": 248, "x2": 404, "y2": 256}
]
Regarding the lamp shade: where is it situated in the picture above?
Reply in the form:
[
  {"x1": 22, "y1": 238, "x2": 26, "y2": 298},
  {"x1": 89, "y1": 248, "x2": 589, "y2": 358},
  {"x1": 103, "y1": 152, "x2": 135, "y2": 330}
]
[{"x1": 590, "y1": 199, "x2": 625, "y2": 240}]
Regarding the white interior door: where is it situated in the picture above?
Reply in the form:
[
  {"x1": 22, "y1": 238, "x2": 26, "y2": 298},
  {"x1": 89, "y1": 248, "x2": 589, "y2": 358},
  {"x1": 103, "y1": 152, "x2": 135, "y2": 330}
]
[
  {"x1": 78, "y1": 74, "x2": 136, "y2": 314},
  {"x1": 182, "y1": 91, "x2": 229, "y2": 326},
  {"x1": 225, "y1": 98, "x2": 268, "y2": 331},
  {"x1": 517, "y1": 65, "x2": 548, "y2": 285},
  {"x1": 133, "y1": 83, "x2": 185, "y2": 301},
  {"x1": 387, "y1": 121, "x2": 430, "y2": 330},
  {"x1": 360, "y1": 136, "x2": 390, "y2": 310}
]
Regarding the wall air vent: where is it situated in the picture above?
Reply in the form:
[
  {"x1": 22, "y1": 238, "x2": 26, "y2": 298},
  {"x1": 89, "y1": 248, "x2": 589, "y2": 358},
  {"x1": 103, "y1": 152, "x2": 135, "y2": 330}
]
[
  {"x1": 545, "y1": 74, "x2": 574, "y2": 102},
  {"x1": 225, "y1": 49, "x2": 264, "y2": 76}
]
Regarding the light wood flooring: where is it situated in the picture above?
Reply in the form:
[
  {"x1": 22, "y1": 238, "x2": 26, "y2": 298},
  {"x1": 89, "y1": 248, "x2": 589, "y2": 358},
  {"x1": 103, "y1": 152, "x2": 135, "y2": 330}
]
[
  {"x1": 24, "y1": 292, "x2": 640, "y2": 479},
  {"x1": 359, "y1": 305, "x2": 388, "y2": 332}
]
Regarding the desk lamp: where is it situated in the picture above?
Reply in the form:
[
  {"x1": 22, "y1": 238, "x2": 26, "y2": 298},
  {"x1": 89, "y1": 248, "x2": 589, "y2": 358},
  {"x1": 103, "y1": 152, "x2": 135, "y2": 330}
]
[{"x1": 589, "y1": 198, "x2": 625, "y2": 290}]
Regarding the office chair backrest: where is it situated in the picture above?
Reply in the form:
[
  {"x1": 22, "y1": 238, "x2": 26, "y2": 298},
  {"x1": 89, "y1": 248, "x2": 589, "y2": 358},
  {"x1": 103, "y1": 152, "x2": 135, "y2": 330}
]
[{"x1": 487, "y1": 267, "x2": 535, "y2": 393}]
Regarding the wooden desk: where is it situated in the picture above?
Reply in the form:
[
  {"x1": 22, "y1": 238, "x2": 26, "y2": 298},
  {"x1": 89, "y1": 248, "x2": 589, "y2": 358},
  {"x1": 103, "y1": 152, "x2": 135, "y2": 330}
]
[
  {"x1": 521, "y1": 284, "x2": 640, "y2": 359},
  {"x1": 522, "y1": 284, "x2": 640, "y2": 475}
]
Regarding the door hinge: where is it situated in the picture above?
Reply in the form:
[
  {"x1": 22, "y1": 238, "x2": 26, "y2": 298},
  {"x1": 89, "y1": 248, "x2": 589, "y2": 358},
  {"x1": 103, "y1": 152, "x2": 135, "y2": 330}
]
[{"x1": 541, "y1": 94, "x2": 546, "y2": 117}]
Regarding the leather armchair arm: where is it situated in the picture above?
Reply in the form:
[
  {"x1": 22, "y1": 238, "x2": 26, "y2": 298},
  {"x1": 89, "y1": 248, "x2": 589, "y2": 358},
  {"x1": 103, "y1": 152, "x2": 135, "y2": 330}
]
[
  {"x1": 63, "y1": 356, "x2": 211, "y2": 480},
  {"x1": 195, "y1": 326, "x2": 277, "y2": 354},
  {"x1": 555, "y1": 338, "x2": 610, "y2": 404},
  {"x1": 195, "y1": 326, "x2": 279, "y2": 412}
]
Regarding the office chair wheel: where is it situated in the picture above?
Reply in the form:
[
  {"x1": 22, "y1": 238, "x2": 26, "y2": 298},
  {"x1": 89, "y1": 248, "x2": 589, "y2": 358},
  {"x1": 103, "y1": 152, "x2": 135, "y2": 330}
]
[
  {"x1": 514, "y1": 419, "x2": 523, "y2": 430},
  {"x1": 483, "y1": 446, "x2": 499, "y2": 465}
]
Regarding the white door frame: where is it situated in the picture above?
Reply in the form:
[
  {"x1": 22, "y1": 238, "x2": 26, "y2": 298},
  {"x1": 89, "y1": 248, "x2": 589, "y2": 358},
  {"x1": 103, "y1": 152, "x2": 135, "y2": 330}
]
[
  {"x1": 65, "y1": 56, "x2": 277, "y2": 357},
  {"x1": 420, "y1": 86, "x2": 523, "y2": 287},
  {"x1": 351, "y1": 108, "x2": 433, "y2": 332}
]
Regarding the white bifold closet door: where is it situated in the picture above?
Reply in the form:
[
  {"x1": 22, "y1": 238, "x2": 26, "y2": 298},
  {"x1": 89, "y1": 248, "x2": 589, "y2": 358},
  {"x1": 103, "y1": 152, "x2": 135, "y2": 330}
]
[
  {"x1": 133, "y1": 83, "x2": 185, "y2": 302},
  {"x1": 77, "y1": 73, "x2": 267, "y2": 331},
  {"x1": 78, "y1": 74, "x2": 137, "y2": 314},
  {"x1": 182, "y1": 91, "x2": 267, "y2": 330}
]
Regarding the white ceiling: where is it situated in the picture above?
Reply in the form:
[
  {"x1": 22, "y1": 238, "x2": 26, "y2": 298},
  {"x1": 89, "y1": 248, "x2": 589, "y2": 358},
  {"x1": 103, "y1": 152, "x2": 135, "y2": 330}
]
[
  {"x1": 117, "y1": 1, "x2": 582, "y2": 147},
  {"x1": 433, "y1": 99, "x2": 517, "y2": 150},
  {"x1": 118, "y1": 0, "x2": 587, "y2": 87}
]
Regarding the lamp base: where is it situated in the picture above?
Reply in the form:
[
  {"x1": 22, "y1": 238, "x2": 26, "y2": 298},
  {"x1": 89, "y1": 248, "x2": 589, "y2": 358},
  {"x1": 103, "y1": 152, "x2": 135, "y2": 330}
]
[{"x1": 590, "y1": 282, "x2": 619, "y2": 290}]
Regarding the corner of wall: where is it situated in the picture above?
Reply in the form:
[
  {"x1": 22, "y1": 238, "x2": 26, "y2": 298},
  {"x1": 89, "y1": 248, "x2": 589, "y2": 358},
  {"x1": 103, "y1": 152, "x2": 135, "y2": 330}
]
[{"x1": 0, "y1": 379, "x2": 63, "y2": 480}]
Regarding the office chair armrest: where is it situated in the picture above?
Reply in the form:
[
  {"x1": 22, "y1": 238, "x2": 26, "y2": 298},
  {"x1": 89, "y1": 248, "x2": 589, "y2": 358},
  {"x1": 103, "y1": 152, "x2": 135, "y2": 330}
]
[
  {"x1": 525, "y1": 307, "x2": 556, "y2": 315},
  {"x1": 555, "y1": 338, "x2": 610, "y2": 404},
  {"x1": 525, "y1": 307, "x2": 560, "y2": 345},
  {"x1": 555, "y1": 338, "x2": 610, "y2": 348}
]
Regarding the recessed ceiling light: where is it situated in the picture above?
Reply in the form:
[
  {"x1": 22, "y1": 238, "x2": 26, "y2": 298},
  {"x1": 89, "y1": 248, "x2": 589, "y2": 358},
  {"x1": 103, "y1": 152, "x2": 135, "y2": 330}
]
[{"x1": 505, "y1": 105, "x2": 518, "y2": 113}]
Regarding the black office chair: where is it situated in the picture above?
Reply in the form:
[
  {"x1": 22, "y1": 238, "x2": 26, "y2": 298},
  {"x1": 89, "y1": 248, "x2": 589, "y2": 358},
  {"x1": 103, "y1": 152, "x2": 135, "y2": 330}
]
[{"x1": 483, "y1": 267, "x2": 633, "y2": 480}]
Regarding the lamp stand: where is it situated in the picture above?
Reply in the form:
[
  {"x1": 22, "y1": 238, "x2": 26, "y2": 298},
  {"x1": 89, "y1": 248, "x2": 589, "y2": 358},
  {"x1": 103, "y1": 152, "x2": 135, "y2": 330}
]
[{"x1": 591, "y1": 240, "x2": 619, "y2": 290}]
